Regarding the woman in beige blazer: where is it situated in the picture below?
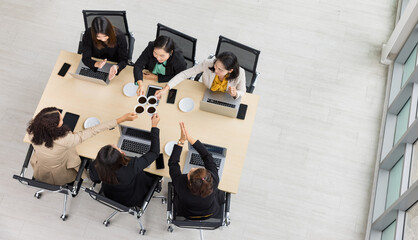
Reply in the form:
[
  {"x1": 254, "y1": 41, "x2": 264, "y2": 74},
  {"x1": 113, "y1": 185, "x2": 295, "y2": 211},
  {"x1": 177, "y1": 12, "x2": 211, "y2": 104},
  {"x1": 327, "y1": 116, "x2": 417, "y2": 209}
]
[
  {"x1": 26, "y1": 107, "x2": 137, "y2": 186},
  {"x1": 155, "y1": 51, "x2": 246, "y2": 99}
]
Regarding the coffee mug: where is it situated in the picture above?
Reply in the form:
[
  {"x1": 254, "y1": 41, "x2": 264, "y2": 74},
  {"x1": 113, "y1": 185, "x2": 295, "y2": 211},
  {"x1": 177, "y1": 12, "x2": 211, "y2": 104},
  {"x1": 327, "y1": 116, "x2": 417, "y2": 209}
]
[
  {"x1": 146, "y1": 105, "x2": 157, "y2": 116},
  {"x1": 147, "y1": 96, "x2": 158, "y2": 105},
  {"x1": 137, "y1": 95, "x2": 147, "y2": 105},
  {"x1": 134, "y1": 104, "x2": 145, "y2": 115}
]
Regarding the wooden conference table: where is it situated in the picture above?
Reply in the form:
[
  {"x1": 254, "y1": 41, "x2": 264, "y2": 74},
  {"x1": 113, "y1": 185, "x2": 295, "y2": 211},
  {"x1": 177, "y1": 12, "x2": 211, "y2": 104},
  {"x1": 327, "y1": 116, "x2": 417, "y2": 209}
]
[{"x1": 24, "y1": 50, "x2": 259, "y2": 194}]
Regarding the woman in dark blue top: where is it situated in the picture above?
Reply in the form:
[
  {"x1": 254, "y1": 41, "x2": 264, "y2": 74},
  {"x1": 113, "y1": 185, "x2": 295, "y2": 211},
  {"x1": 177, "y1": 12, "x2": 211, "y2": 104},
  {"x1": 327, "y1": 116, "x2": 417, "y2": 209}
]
[
  {"x1": 89, "y1": 114, "x2": 160, "y2": 207},
  {"x1": 168, "y1": 122, "x2": 224, "y2": 218}
]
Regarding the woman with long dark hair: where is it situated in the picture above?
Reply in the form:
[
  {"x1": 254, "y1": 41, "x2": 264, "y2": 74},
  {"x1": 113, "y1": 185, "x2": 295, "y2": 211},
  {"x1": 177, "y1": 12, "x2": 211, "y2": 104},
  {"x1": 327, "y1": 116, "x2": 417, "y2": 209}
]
[
  {"x1": 168, "y1": 122, "x2": 224, "y2": 219},
  {"x1": 133, "y1": 35, "x2": 187, "y2": 95},
  {"x1": 81, "y1": 16, "x2": 128, "y2": 80},
  {"x1": 156, "y1": 51, "x2": 246, "y2": 99},
  {"x1": 89, "y1": 114, "x2": 161, "y2": 207},
  {"x1": 27, "y1": 107, "x2": 137, "y2": 185}
]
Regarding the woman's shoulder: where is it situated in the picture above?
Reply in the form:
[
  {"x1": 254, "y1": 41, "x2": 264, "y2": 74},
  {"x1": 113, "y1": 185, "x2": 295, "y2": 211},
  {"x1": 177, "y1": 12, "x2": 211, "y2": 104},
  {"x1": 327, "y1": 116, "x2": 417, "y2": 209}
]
[
  {"x1": 202, "y1": 58, "x2": 215, "y2": 67},
  {"x1": 172, "y1": 47, "x2": 185, "y2": 58},
  {"x1": 114, "y1": 27, "x2": 124, "y2": 36}
]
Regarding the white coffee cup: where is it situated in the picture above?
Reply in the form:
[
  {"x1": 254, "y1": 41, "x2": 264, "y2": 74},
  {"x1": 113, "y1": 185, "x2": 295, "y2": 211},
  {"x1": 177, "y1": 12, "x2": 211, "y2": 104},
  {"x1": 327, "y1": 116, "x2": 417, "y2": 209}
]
[
  {"x1": 134, "y1": 104, "x2": 145, "y2": 115},
  {"x1": 147, "y1": 96, "x2": 158, "y2": 106},
  {"x1": 146, "y1": 105, "x2": 157, "y2": 116},
  {"x1": 137, "y1": 95, "x2": 147, "y2": 105}
]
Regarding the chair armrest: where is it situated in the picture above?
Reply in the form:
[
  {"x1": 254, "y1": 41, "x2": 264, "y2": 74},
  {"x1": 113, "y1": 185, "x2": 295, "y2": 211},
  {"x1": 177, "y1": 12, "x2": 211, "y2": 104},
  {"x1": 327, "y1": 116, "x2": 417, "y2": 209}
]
[
  {"x1": 71, "y1": 157, "x2": 89, "y2": 196},
  {"x1": 128, "y1": 32, "x2": 135, "y2": 64},
  {"x1": 167, "y1": 182, "x2": 173, "y2": 212},
  {"x1": 167, "y1": 182, "x2": 173, "y2": 223},
  {"x1": 77, "y1": 31, "x2": 84, "y2": 54},
  {"x1": 224, "y1": 192, "x2": 231, "y2": 226},
  {"x1": 225, "y1": 192, "x2": 231, "y2": 213},
  {"x1": 20, "y1": 145, "x2": 34, "y2": 177}
]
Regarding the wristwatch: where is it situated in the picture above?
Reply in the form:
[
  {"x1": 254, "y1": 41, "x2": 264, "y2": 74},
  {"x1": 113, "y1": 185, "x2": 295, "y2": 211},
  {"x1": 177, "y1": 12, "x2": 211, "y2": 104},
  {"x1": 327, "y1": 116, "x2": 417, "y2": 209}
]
[{"x1": 177, "y1": 139, "x2": 185, "y2": 146}]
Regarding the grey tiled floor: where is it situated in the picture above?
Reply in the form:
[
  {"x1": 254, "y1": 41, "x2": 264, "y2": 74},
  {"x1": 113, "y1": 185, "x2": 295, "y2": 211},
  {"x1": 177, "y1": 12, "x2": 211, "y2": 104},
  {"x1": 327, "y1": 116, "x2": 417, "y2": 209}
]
[{"x1": 0, "y1": 0, "x2": 396, "y2": 239}]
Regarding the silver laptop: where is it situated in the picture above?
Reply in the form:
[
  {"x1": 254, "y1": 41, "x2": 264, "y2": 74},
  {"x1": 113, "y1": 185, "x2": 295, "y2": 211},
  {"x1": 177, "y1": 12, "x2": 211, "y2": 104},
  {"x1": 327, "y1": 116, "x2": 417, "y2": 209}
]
[
  {"x1": 200, "y1": 89, "x2": 242, "y2": 118},
  {"x1": 182, "y1": 142, "x2": 227, "y2": 179},
  {"x1": 117, "y1": 125, "x2": 152, "y2": 161},
  {"x1": 69, "y1": 59, "x2": 112, "y2": 85}
]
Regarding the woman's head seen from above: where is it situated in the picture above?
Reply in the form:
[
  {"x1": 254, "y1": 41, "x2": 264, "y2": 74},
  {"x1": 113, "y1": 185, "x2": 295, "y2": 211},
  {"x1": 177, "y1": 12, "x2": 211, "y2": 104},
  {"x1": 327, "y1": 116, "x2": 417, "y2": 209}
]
[
  {"x1": 27, "y1": 107, "x2": 70, "y2": 148},
  {"x1": 94, "y1": 144, "x2": 130, "y2": 184},
  {"x1": 91, "y1": 16, "x2": 117, "y2": 49},
  {"x1": 187, "y1": 167, "x2": 214, "y2": 198},
  {"x1": 211, "y1": 51, "x2": 240, "y2": 80},
  {"x1": 153, "y1": 36, "x2": 175, "y2": 63}
]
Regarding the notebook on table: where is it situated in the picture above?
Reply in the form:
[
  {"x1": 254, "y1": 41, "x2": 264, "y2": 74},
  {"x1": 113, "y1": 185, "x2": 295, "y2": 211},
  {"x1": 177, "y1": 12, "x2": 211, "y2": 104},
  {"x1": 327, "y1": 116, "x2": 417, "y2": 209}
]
[
  {"x1": 200, "y1": 89, "x2": 242, "y2": 118},
  {"x1": 117, "y1": 125, "x2": 152, "y2": 166},
  {"x1": 69, "y1": 59, "x2": 113, "y2": 85},
  {"x1": 182, "y1": 142, "x2": 227, "y2": 179}
]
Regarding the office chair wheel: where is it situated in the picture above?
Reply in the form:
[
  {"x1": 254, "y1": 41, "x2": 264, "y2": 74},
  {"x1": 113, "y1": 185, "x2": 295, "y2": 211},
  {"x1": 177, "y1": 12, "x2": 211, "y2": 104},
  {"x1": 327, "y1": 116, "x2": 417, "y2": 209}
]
[
  {"x1": 139, "y1": 229, "x2": 146, "y2": 235},
  {"x1": 103, "y1": 220, "x2": 110, "y2": 227},
  {"x1": 60, "y1": 214, "x2": 67, "y2": 221},
  {"x1": 161, "y1": 198, "x2": 166, "y2": 204},
  {"x1": 167, "y1": 226, "x2": 173, "y2": 232},
  {"x1": 34, "y1": 193, "x2": 42, "y2": 199}
]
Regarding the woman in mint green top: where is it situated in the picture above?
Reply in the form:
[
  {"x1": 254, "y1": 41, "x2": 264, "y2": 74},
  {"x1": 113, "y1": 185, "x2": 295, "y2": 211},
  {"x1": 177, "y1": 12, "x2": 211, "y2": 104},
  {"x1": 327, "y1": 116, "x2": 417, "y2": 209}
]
[{"x1": 133, "y1": 36, "x2": 187, "y2": 95}]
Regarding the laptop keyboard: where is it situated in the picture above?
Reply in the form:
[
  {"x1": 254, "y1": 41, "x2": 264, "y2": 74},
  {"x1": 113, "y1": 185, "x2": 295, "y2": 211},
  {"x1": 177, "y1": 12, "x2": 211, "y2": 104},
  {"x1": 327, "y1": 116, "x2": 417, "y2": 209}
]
[
  {"x1": 79, "y1": 67, "x2": 108, "y2": 81},
  {"x1": 121, "y1": 139, "x2": 150, "y2": 155},
  {"x1": 207, "y1": 98, "x2": 236, "y2": 108},
  {"x1": 190, "y1": 153, "x2": 221, "y2": 169}
]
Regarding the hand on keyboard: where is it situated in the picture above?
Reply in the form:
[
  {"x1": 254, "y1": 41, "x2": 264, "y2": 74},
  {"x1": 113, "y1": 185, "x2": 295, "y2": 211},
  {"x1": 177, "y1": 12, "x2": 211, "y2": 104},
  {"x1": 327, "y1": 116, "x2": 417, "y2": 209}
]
[
  {"x1": 94, "y1": 58, "x2": 107, "y2": 69},
  {"x1": 109, "y1": 65, "x2": 118, "y2": 80},
  {"x1": 227, "y1": 86, "x2": 237, "y2": 97}
]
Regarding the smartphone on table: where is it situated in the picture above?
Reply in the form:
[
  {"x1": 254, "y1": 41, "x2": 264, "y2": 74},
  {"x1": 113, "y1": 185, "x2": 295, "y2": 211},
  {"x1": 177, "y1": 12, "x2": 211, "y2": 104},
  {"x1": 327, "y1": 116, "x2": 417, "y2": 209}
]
[
  {"x1": 156, "y1": 153, "x2": 165, "y2": 169},
  {"x1": 58, "y1": 63, "x2": 71, "y2": 77},
  {"x1": 166, "y1": 88, "x2": 177, "y2": 104}
]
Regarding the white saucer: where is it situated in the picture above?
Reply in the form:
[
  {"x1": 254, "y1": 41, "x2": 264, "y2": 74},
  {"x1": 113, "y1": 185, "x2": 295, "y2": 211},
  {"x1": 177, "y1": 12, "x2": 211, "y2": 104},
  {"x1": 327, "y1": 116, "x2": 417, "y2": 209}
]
[
  {"x1": 84, "y1": 117, "x2": 100, "y2": 129},
  {"x1": 179, "y1": 98, "x2": 194, "y2": 112},
  {"x1": 164, "y1": 141, "x2": 177, "y2": 156},
  {"x1": 123, "y1": 82, "x2": 137, "y2": 97}
]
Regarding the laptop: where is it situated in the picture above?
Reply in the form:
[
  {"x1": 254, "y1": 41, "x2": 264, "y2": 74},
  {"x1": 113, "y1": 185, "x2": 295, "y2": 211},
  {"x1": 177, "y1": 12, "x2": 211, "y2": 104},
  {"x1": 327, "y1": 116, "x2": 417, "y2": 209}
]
[
  {"x1": 182, "y1": 142, "x2": 227, "y2": 179},
  {"x1": 69, "y1": 59, "x2": 113, "y2": 85},
  {"x1": 200, "y1": 89, "x2": 242, "y2": 118},
  {"x1": 117, "y1": 125, "x2": 152, "y2": 161}
]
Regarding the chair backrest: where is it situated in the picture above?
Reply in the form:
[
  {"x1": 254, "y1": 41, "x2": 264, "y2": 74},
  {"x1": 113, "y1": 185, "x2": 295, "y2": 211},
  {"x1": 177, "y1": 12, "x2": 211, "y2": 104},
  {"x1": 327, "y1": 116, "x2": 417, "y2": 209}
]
[
  {"x1": 12, "y1": 144, "x2": 87, "y2": 196},
  {"x1": 85, "y1": 174, "x2": 161, "y2": 213},
  {"x1": 13, "y1": 174, "x2": 69, "y2": 194},
  {"x1": 82, "y1": 10, "x2": 133, "y2": 61},
  {"x1": 214, "y1": 36, "x2": 260, "y2": 93},
  {"x1": 167, "y1": 182, "x2": 225, "y2": 230},
  {"x1": 156, "y1": 23, "x2": 197, "y2": 69},
  {"x1": 85, "y1": 188, "x2": 131, "y2": 212}
]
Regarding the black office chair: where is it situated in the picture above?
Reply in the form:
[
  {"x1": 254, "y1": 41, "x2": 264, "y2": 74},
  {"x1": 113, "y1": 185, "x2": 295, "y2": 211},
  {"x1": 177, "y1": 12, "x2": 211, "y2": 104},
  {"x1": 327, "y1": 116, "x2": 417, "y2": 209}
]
[
  {"x1": 166, "y1": 182, "x2": 231, "y2": 240},
  {"x1": 85, "y1": 174, "x2": 166, "y2": 235},
  {"x1": 77, "y1": 10, "x2": 135, "y2": 65},
  {"x1": 12, "y1": 145, "x2": 87, "y2": 221},
  {"x1": 198, "y1": 36, "x2": 260, "y2": 93},
  {"x1": 156, "y1": 23, "x2": 198, "y2": 69}
]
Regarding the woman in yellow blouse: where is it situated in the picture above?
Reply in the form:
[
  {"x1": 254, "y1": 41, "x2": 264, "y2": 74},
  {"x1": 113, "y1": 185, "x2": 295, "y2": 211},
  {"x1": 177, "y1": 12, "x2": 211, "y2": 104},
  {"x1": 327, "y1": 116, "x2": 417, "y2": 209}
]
[{"x1": 155, "y1": 51, "x2": 246, "y2": 99}]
